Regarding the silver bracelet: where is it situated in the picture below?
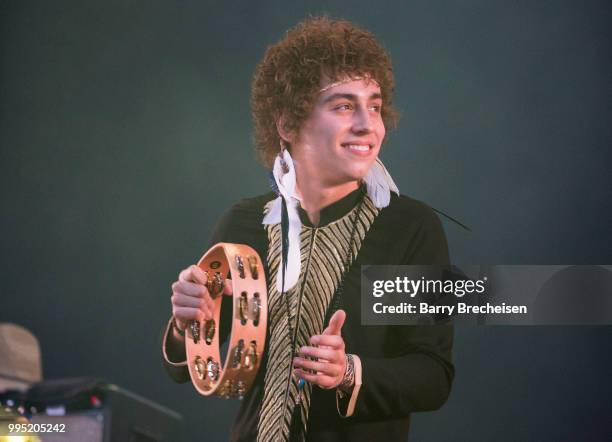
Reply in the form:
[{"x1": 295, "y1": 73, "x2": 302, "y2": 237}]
[{"x1": 339, "y1": 353, "x2": 355, "y2": 392}]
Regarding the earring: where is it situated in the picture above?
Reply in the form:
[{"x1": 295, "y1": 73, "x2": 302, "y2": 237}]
[{"x1": 279, "y1": 139, "x2": 289, "y2": 174}]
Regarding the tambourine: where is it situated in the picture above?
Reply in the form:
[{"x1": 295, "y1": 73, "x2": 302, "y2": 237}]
[{"x1": 185, "y1": 242, "x2": 267, "y2": 399}]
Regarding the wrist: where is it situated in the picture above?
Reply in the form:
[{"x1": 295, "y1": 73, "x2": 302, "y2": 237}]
[
  {"x1": 172, "y1": 316, "x2": 185, "y2": 338},
  {"x1": 163, "y1": 317, "x2": 187, "y2": 364}
]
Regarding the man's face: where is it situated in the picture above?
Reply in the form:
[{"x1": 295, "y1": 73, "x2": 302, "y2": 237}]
[{"x1": 290, "y1": 78, "x2": 386, "y2": 187}]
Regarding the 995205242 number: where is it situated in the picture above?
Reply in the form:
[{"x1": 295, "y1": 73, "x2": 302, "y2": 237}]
[{"x1": 8, "y1": 423, "x2": 66, "y2": 433}]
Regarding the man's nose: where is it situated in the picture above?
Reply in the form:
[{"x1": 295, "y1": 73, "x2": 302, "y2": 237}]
[{"x1": 352, "y1": 107, "x2": 373, "y2": 133}]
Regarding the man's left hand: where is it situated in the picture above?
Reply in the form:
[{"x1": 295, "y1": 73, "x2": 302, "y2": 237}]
[{"x1": 293, "y1": 309, "x2": 348, "y2": 390}]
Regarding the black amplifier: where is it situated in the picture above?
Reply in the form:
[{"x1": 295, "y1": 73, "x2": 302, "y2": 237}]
[{"x1": 0, "y1": 378, "x2": 183, "y2": 442}]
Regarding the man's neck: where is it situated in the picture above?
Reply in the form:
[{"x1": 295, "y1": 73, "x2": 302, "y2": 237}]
[{"x1": 295, "y1": 176, "x2": 359, "y2": 226}]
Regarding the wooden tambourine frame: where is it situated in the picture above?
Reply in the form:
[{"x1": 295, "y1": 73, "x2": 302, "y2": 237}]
[{"x1": 185, "y1": 242, "x2": 267, "y2": 399}]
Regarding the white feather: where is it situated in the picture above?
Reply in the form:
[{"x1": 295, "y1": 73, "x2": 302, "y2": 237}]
[
  {"x1": 262, "y1": 150, "x2": 302, "y2": 292},
  {"x1": 363, "y1": 158, "x2": 399, "y2": 208}
]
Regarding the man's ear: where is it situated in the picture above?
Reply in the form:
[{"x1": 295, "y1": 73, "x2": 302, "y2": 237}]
[{"x1": 276, "y1": 115, "x2": 294, "y2": 145}]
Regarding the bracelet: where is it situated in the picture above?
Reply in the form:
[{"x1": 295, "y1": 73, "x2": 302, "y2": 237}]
[
  {"x1": 172, "y1": 317, "x2": 185, "y2": 337},
  {"x1": 338, "y1": 354, "x2": 355, "y2": 392}
]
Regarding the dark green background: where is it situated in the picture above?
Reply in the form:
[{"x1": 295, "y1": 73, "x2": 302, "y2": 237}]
[{"x1": 2, "y1": 1, "x2": 611, "y2": 440}]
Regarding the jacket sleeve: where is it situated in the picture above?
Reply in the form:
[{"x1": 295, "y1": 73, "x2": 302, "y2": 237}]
[
  {"x1": 353, "y1": 325, "x2": 454, "y2": 418},
  {"x1": 351, "y1": 207, "x2": 455, "y2": 419},
  {"x1": 161, "y1": 297, "x2": 235, "y2": 383},
  {"x1": 160, "y1": 317, "x2": 190, "y2": 383}
]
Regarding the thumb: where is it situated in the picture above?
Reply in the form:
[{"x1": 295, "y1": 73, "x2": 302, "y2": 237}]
[
  {"x1": 323, "y1": 310, "x2": 346, "y2": 336},
  {"x1": 223, "y1": 278, "x2": 233, "y2": 296},
  {"x1": 175, "y1": 317, "x2": 187, "y2": 330}
]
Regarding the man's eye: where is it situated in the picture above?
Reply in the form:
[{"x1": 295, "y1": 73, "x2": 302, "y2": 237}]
[
  {"x1": 370, "y1": 104, "x2": 382, "y2": 113},
  {"x1": 335, "y1": 104, "x2": 352, "y2": 111}
]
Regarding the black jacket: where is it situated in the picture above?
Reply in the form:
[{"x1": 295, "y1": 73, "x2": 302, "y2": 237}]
[{"x1": 162, "y1": 188, "x2": 454, "y2": 441}]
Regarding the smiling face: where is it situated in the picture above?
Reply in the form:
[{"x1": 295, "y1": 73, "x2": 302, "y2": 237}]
[{"x1": 287, "y1": 78, "x2": 386, "y2": 188}]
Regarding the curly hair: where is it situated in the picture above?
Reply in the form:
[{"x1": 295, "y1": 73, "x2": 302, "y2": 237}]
[{"x1": 251, "y1": 16, "x2": 398, "y2": 168}]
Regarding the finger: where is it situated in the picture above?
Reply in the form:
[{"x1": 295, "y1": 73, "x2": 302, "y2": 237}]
[
  {"x1": 171, "y1": 281, "x2": 215, "y2": 314},
  {"x1": 173, "y1": 306, "x2": 212, "y2": 322},
  {"x1": 172, "y1": 305, "x2": 206, "y2": 321},
  {"x1": 322, "y1": 310, "x2": 346, "y2": 336},
  {"x1": 171, "y1": 293, "x2": 205, "y2": 309},
  {"x1": 293, "y1": 369, "x2": 338, "y2": 389},
  {"x1": 172, "y1": 280, "x2": 208, "y2": 298},
  {"x1": 309, "y1": 334, "x2": 344, "y2": 349},
  {"x1": 178, "y1": 265, "x2": 208, "y2": 284},
  {"x1": 293, "y1": 357, "x2": 343, "y2": 377},
  {"x1": 299, "y1": 346, "x2": 340, "y2": 363}
]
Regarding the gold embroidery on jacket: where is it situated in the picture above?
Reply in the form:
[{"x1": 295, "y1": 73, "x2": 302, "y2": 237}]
[{"x1": 257, "y1": 196, "x2": 378, "y2": 442}]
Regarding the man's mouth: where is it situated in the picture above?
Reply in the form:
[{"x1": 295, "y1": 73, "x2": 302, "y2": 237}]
[{"x1": 342, "y1": 143, "x2": 373, "y2": 154}]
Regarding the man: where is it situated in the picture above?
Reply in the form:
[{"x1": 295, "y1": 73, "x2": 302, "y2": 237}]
[{"x1": 162, "y1": 17, "x2": 453, "y2": 442}]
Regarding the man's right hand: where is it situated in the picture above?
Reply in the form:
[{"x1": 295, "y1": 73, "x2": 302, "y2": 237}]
[{"x1": 170, "y1": 265, "x2": 233, "y2": 331}]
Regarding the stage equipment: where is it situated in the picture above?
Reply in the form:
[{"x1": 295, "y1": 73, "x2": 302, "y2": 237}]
[{"x1": 0, "y1": 378, "x2": 182, "y2": 442}]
